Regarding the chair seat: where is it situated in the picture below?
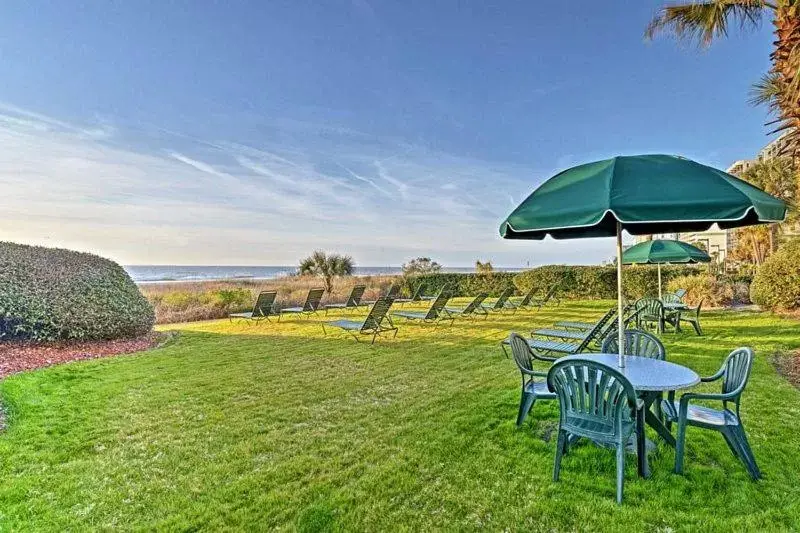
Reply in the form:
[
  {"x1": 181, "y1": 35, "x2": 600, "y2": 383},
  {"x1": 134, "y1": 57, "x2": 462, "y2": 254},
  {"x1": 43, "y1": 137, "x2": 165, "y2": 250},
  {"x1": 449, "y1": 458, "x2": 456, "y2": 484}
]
[
  {"x1": 532, "y1": 328, "x2": 586, "y2": 340},
  {"x1": 326, "y1": 319, "x2": 364, "y2": 331},
  {"x1": 281, "y1": 307, "x2": 308, "y2": 313},
  {"x1": 661, "y1": 400, "x2": 740, "y2": 426},
  {"x1": 527, "y1": 338, "x2": 579, "y2": 354},
  {"x1": 554, "y1": 320, "x2": 592, "y2": 330},
  {"x1": 229, "y1": 311, "x2": 255, "y2": 319},
  {"x1": 325, "y1": 303, "x2": 353, "y2": 309},
  {"x1": 525, "y1": 380, "x2": 556, "y2": 398},
  {"x1": 392, "y1": 311, "x2": 427, "y2": 320}
]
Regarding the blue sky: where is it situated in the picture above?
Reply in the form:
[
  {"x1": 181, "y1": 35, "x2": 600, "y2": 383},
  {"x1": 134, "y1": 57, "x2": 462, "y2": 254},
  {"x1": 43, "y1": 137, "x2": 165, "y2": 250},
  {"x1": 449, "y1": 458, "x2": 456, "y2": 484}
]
[{"x1": 0, "y1": 1, "x2": 777, "y2": 267}]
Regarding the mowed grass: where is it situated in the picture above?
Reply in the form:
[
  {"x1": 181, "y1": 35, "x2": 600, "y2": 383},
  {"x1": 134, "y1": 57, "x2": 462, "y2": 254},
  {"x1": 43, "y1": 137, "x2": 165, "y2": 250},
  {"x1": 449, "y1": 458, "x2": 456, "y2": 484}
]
[{"x1": 1, "y1": 301, "x2": 800, "y2": 531}]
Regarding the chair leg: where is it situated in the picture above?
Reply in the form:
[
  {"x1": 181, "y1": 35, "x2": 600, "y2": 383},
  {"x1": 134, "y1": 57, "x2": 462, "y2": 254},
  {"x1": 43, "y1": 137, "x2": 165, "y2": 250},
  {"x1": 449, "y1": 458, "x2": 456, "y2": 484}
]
[
  {"x1": 516, "y1": 391, "x2": 536, "y2": 427},
  {"x1": 616, "y1": 442, "x2": 626, "y2": 505},
  {"x1": 732, "y1": 425, "x2": 761, "y2": 480},
  {"x1": 553, "y1": 429, "x2": 566, "y2": 482},
  {"x1": 691, "y1": 319, "x2": 703, "y2": 336},
  {"x1": 675, "y1": 420, "x2": 687, "y2": 474}
]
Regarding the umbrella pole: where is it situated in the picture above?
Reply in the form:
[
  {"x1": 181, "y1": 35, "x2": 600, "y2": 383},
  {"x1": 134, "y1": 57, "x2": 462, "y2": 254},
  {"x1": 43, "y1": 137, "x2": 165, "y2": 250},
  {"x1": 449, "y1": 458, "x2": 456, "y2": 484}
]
[
  {"x1": 658, "y1": 263, "x2": 662, "y2": 300},
  {"x1": 616, "y1": 222, "x2": 625, "y2": 367}
]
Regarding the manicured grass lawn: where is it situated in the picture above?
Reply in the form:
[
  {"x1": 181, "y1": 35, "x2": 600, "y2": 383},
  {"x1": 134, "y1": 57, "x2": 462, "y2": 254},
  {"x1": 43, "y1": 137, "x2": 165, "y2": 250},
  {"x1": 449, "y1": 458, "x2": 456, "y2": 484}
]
[{"x1": 1, "y1": 301, "x2": 800, "y2": 530}]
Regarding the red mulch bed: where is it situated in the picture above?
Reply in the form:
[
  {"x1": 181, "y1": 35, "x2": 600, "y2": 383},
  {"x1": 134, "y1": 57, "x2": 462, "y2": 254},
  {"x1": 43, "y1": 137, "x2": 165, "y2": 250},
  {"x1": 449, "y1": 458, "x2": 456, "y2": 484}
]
[
  {"x1": 773, "y1": 349, "x2": 800, "y2": 389},
  {"x1": 0, "y1": 332, "x2": 168, "y2": 379}
]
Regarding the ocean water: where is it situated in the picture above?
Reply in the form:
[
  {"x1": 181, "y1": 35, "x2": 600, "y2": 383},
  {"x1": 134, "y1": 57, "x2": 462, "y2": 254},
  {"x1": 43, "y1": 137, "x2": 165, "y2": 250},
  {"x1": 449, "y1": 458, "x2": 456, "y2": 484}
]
[{"x1": 124, "y1": 265, "x2": 508, "y2": 283}]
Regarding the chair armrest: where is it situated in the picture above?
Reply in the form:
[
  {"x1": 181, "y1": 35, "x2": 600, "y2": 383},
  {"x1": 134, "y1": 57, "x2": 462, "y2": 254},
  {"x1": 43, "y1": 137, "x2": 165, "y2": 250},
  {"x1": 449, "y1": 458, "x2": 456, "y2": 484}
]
[
  {"x1": 700, "y1": 368, "x2": 725, "y2": 383},
  {"x1": 678, "y1": 390, "x2": 738, "y2": 416}
]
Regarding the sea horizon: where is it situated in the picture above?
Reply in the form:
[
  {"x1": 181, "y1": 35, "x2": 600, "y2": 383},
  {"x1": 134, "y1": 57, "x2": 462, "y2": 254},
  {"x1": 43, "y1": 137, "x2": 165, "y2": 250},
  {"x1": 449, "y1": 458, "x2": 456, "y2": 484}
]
[{"x1": 124, "y1": 264, "x2": 526, "y2": 283}]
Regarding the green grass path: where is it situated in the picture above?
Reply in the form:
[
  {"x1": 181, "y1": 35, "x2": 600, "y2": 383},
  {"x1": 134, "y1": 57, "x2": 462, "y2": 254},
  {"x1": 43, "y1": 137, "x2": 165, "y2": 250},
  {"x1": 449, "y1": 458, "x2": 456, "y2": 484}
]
[{"x1": 1, "y1": 301, "x2": 800, "y2": 531}]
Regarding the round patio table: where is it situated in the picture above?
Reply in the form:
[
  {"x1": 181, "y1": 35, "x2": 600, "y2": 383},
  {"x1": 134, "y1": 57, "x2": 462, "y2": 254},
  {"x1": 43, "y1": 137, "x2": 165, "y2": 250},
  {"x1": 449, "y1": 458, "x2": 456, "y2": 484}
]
[{"x1": 557, "y1": 353, "x2": 700, "y2": 478}]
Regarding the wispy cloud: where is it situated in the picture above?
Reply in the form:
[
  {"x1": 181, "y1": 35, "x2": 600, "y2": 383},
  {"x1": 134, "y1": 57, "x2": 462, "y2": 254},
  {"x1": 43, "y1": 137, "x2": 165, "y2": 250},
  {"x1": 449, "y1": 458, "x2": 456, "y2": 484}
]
[{"x1": 0, "y1": 102, "x2": 612, "y2": 266}]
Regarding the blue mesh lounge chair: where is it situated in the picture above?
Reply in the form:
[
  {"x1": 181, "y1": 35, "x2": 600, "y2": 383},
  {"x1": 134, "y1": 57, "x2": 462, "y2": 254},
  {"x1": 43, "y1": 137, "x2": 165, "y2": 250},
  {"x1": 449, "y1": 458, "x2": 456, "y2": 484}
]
[
  {"x1": 322, "y1": 297, "x2": 397, "y2": 344},
  {"x1": 229, "y1": 291, "x2": 278, "y2": 324},
  {"x1": 279, "y1": 288, "x2": 325, "y2": 321},
  {"x1": 445, "y1": 293, "x2": 489, "y2": 319},
  {"x1": 502, "y1": 308, "x2": 617, "y2": 357},
  {"x1": 391, "y1": 288, "x2": 453, "y2": 328},
  {"x1": 394, "y1": 284, "x2": 425, "y2": 306},
  {"x1": 324, "y1": 285, "x2": 367, "y2": 314},
  {"x1": 480, "y1": 287, "x2": 516, "y2": 313}
]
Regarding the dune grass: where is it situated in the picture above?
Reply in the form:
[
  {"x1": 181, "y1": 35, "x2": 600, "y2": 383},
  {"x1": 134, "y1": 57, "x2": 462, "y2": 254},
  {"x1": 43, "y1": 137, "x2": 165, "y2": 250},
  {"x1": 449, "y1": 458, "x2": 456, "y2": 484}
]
[{"x1": 1, "y1": 301, "x2": 800, "y2": 530}]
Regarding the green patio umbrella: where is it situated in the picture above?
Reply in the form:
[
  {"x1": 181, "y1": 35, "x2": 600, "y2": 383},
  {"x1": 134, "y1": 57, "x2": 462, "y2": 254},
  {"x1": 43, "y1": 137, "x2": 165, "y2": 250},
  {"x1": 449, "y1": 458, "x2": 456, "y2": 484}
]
[
  {"x1": 622, "y1": 239, "x2": 711, "y2": 300},
  {"x1": 500, "y1": 154, "x2": 786, "y2": 366}
]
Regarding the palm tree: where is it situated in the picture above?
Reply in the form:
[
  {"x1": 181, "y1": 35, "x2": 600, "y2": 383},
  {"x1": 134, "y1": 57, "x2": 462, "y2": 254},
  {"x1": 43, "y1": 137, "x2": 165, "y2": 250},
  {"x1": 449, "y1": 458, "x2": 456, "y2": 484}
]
[
  {"x1": 646, "y1": 1, "x2": 800, "y2": 156},
  {"x1": 740, "y1": 156, "x2": 797, "y2": 250},
  {"x1": 298, "y1": 251, "x2": 355, "y2": 293}
]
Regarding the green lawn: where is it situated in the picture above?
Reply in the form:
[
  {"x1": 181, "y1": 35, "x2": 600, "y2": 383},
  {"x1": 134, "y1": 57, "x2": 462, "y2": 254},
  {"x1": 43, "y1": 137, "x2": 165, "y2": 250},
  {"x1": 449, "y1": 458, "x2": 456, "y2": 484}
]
[{"x1": 1, "y1": 301, "x2": 800, "y2": 531}]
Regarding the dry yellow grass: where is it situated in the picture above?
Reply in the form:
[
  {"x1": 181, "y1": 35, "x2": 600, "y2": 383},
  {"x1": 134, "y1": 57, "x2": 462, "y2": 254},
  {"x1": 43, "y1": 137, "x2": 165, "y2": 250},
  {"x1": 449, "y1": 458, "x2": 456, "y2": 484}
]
[{"x1": 140, "y1": 275, "x2": 400, "y2": 324}]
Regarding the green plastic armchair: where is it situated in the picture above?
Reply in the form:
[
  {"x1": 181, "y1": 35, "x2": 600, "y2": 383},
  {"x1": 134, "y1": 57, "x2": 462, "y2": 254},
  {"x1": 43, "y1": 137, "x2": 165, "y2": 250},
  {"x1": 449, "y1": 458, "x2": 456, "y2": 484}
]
[{"x1": 507, "y1": 332, "x2": 556, "y2": 426}]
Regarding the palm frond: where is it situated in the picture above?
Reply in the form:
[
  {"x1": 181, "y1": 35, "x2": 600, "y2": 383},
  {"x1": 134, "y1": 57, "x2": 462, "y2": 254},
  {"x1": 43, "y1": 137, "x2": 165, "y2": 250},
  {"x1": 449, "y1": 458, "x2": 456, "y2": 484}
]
[
  {"x1": 750, "y1": 71, "x2": 783, "y2": 110},
  {"x1": 645, "y1": 1, "x2": 770, "y2": 47}
]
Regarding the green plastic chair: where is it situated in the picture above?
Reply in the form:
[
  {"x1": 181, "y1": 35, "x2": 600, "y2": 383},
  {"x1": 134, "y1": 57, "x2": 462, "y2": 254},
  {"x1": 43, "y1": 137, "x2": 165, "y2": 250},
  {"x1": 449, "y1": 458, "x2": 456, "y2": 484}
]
[
  {"x1": 279, "y1": 288, "x2": 326, "y2": 321},
  {"x1": 229, "y1": 291, "x2": 278, "y2": 324},
  {"x1": 635, "y1": 297, "x2": 668, "y2": 334},
  {"x1": 677, "y1": 300, "x2": 704, "y2": 336},
  {"x1": 547, "y1": 357, "x2": 643, "y2": 504},
  {"x1": 324, "y1": 285, "x2": 367, "y2": 313},
  {"x1": 507, "y1": 332, "x2": 556, "y2": 426},
  {"x1": 601, "y1": 329, "x2": 666, "y2": 360},
  {"x1": 661, "y1": 347, "x2": 760, "y2": 479},
  {"x1": 322, "y1": 297, "x2": 398, "y2": 344},
  {"x1": 445, "y1": 293, "x2": 489, "y2": 319}
]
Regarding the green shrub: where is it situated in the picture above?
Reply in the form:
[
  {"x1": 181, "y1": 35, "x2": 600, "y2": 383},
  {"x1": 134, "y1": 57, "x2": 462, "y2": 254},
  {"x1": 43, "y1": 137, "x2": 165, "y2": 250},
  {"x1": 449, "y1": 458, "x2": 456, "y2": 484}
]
[
  {"x1": 0, "y1": 242, "x2": 154, "y2": 341},
  {"x1": 751, "y1": 239, "x2": 800, "y2": 311},
  {"x1": 666, "y1": 274, "x2": 735, "y2": 307}
]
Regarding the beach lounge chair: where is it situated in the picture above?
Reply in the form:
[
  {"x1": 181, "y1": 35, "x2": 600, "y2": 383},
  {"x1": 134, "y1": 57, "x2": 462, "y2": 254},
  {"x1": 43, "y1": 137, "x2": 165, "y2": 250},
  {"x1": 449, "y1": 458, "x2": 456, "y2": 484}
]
[
  {"x1": 501, "y1": 307, "x2": 617, "y2": 357},
  {"x1": 553, "y1": 305, "x2": 640, "y2": 333},
  {"x1": 324, "y1": 285, "x2": 367, "y2": 314},
  {"x1": 445, "y1": 293, "x2": 489, "y2": 319},
  {"x1": 391, "y1": 288, "x2": 453, "y2": 327},
  {"x1": 279, "y1": 288, "x2": 325, "y2": 320},
  {"x1": 229, "y1": 291, "x2": 278, "y2": 324},
  {"x1": 528, "y1": 282, "x2": 563, "y2": 309},
  {"x1": 394, "y1": 284, "x2": 425, "y2": 305},
  {"x1": 322, "y1": 297, "x2": 398, "y2": 344},
  {"x1": 421, "y1": 283, "x2": 455, "y2": 301},
  {"x1": 504, "y1": 286, "x2": 537, "y2": 313},
  {"x1": 480, "y1": 287, "x2": 515, "y2": 313}
]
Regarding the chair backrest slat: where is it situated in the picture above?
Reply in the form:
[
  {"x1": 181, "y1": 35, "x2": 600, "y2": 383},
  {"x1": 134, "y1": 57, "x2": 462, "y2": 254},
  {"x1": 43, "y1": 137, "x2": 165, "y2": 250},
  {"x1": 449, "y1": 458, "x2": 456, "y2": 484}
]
[
  {"x1": 362, "y1": 297, "x2": 394, "y2": 331},
  {"x1": 304, "y1": 288, "x2": 326, "y2": 311},
  {"x1": 253, "y1": 291, "x2": 277, "y2": 317}
]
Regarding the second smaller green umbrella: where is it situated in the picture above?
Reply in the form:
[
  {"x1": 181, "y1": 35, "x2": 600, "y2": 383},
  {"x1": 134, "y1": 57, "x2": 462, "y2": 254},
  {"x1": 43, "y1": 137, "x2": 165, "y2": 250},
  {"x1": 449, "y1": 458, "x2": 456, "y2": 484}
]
[{"x1": 622, "y1": 239, "x2": 711, "y2": 300}]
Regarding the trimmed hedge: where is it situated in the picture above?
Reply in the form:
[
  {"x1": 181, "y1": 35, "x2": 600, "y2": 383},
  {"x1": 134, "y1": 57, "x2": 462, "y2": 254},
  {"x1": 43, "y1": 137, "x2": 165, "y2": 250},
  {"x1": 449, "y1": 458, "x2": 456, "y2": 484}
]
[
  {"x1": 406, "y1": 273, "x2": 517, "y2": 297},
  {"x1": 751, "y1": 239, "x2": 800, "y2": 311},
  {"x1": 408, "y1": 265, "x2": 704, "y2": 301},
  {"x1": 513, "y1": 265, "x2": 703, "y2": 300},
  {"x1": 0, "y1": 242, "x2": 155, "y2": 341}
]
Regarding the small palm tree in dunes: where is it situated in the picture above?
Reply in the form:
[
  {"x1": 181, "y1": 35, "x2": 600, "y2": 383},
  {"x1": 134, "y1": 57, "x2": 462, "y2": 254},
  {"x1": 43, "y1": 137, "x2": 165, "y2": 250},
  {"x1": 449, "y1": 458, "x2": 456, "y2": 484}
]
[
  {"x1": 298, "y1": 251, "x2": 355, "y2": 294},
  {"x1": 646, "y1": 1, "x2": 800, "y2": 156}
]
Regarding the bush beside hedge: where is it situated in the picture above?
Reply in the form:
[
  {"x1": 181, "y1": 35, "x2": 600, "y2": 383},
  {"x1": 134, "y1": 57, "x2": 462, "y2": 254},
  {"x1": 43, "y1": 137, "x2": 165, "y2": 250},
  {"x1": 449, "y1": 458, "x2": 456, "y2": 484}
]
[
  {"x1": 751, "y1": 239, "x2": 800, "y2": 311},
  {"x1": 0, "y1": 242, "x2": 155, "y2": 341}
]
